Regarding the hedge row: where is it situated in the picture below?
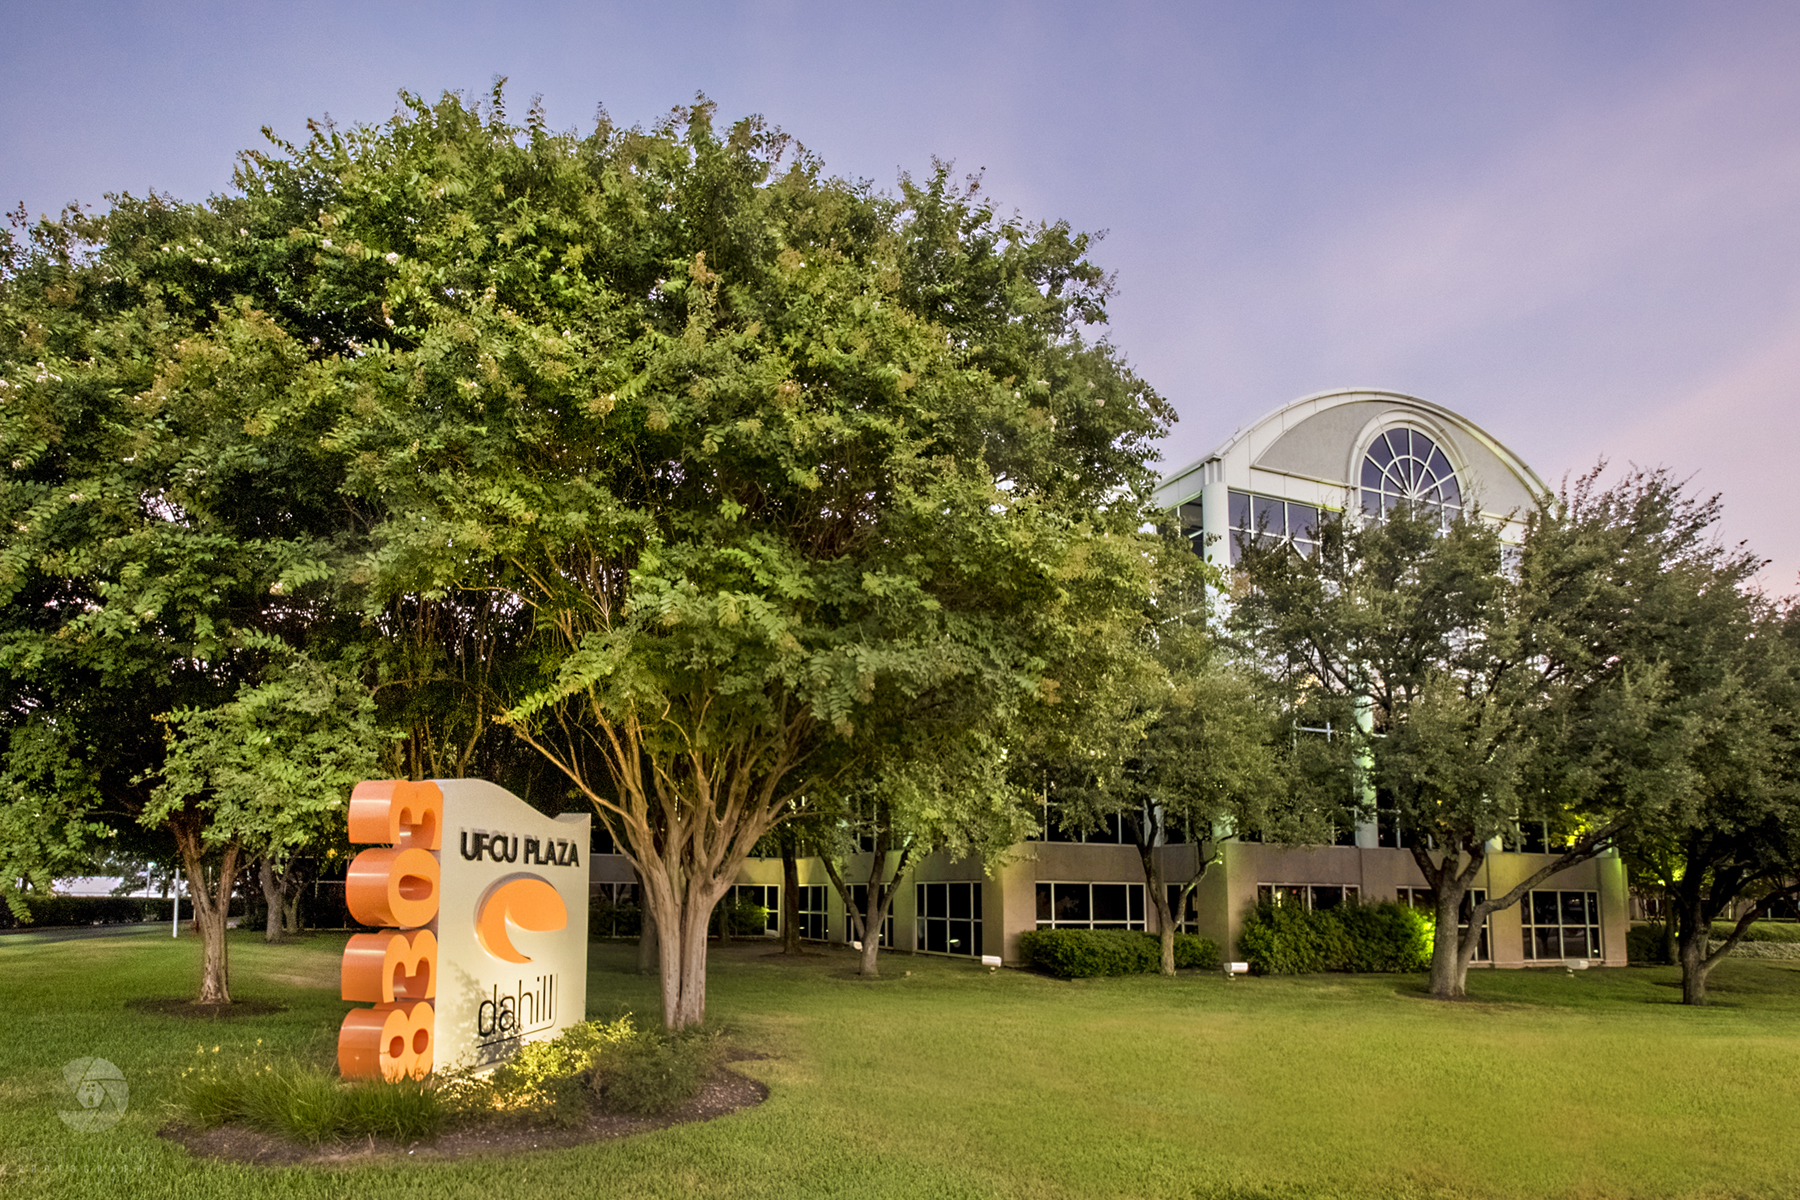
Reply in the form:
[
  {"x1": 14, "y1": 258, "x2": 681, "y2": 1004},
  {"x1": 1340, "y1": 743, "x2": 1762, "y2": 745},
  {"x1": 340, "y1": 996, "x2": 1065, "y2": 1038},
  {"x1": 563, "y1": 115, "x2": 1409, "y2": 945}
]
[
  {"x1": 1017, "y1": 929, "x2": 1222, "y2": 978},
  {"x1": 1237, "y1": 900, "x2": 1431, "y2": 974},
  {"x1": 0, "y1": 895, "x2": 189, "y2": 930}
]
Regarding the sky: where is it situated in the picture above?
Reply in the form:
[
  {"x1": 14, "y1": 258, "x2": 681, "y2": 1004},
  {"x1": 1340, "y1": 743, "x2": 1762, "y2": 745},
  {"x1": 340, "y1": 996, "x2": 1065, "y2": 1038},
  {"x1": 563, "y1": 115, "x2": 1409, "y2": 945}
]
[{"x1": 5, "y1": 1, "x2": 1800, "y2": 587}]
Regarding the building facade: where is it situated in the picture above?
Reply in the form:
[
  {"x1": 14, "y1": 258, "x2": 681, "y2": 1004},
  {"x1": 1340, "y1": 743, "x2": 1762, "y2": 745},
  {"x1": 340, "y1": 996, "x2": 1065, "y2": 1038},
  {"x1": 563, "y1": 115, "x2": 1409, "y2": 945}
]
[{"x1": 594, "y1": 389, "x2": 1633, "y2": 969}]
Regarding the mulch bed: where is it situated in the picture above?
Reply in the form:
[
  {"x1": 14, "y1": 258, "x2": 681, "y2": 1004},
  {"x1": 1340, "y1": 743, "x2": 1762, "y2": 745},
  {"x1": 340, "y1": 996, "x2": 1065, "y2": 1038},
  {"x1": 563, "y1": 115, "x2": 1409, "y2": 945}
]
[
  {"x1": 127, "y1": 998, "x2": 288, "y2": 1019},
  {"x1": 158, "y1": 1062, "x2": 770, "y2": 1166}
]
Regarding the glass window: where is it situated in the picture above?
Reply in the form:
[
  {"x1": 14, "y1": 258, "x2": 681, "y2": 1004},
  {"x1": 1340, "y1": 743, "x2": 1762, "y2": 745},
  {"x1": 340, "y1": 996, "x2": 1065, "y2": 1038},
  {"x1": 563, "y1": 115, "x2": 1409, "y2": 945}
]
[
  {"x1": 796, "y1": 885, "x2": 828, "y2": 941},
  {"x1": 1361, "y1": 427, "x2": 1461, "y2": 526},
  {"x1": 1396, "y1": 886, "x2": 1489, "y2": 961},
  {"x1": 728, "y1": 885, "x2": 781, "y2": 934},
  {"x1": 843, "y1": 884, "x2": 893, "y2": 946},
  {"x1": 1521, "y1": 889, "x2": 1601, "y2": 961},
  {"x1": 1035, "y1": 882, "x2": 1146, "y2": 931},
  {"x1": 1256, "y1": 884, "x2": 1357, "y2": 911},
  {"x1": 1166, "y1": 885, "x2": 1200, "y2": 932},
  {"x1": 916, "y1": 882, "x2": 982, "y2": 956}
]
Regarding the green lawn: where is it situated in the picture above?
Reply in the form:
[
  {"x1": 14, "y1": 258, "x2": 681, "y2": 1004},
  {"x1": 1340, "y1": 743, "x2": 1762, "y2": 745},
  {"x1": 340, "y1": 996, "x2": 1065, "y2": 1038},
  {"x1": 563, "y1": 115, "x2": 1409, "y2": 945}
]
[{"x1": 3, "y1": 929, "x2": 1798, "y2": 1200}]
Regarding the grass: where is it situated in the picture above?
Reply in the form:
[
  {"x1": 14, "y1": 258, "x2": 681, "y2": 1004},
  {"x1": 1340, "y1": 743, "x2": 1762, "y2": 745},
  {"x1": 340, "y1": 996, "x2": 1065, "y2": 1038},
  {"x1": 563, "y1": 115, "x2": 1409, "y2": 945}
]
[{"x1": 3, "y1": 931, "x2": 1800, "y2": 1200}]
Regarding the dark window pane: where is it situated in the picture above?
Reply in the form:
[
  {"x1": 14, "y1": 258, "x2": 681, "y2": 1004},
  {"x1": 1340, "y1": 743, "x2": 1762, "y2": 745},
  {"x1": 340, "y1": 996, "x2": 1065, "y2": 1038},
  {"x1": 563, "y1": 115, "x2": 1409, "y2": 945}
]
[
  {"x1": 1228, "y1": 490, "x2": 1251, "y2": 530},
  {"x1": 1036, "y1": 883, "x2": 1053, "y2": 922},
  {"x1": 927, "y1": 883, "x2": 946, "y2": 919},
  {"x1": 1287, "y1": 504, "x2": 1319, "y2": 540},
  {"x1": 1369, "y1": 436, "x2": 1394, "y2": 467},
  {"x1": 1362, "y1": 460, "x2": 1384, "y2": 489},
  {"x1": 1562, "y1": 927, "x2": 1589, "y2": 958},
  {"x1": 1055, "y1": 883, "x2": 1090, "y2": 923},
  {"x1": 1440, "y1": 474, "x2": 1462, "y2": 505},
  {"x1": 1561, "y1": 892, "x2": 1588, "y2": 925},
  {"x1": 1092, "y1": 884, "x2": 1129, "y2": 923},
  {"x1": 926, "y1": 920, "x2": 948, "y2": 953},
  {"x1": 1130, "y1": 886, "x2": 1145, "y2": 921},
  {"x1": 949, "y1": 884, "x2": 971, "y2": 919},
  {"x1": 1254, "y1": 495, "x2": 1284, "y2": 538},
  {"x1": 1361, "y1": 488, "x2": 1382, "y2": 517},
  {"x1": 1426, "y1": 447, "x2": 1451, "y2": 480},
  {"x1": 1532, "y1": 892, "x2": 1560, "y2": 925},
  {"x1": 1533, "y1": 928, "x2": 1561, "y2": 959},
  {"x1": 1585, "y1": 893, "x2": 1599, "y2": 924},
  {"x1": 1311, "y1": 886, "x2": 1344, "y2": 911},
  {"x1": 972, "y1": 885, "x2": 982, "y2": 920}
]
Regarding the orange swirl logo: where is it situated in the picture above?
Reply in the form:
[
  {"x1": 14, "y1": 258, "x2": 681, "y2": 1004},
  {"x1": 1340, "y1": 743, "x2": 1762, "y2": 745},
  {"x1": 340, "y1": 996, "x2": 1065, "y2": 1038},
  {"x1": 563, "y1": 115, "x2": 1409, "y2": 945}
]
[{"x1": 476, "y1": 876, "x2": 568, "y2": 964}]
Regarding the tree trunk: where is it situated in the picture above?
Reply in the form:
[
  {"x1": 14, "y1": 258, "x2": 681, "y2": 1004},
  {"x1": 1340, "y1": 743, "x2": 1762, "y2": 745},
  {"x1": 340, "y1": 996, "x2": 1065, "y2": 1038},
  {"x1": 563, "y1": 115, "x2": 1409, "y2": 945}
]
[
  {"x1": 780, "y1": 830, "x2": 802, "y2": 955},
  {"x1": 637, "y1": 880, "x2": 660, "y2": 975},
  {"x1": 172, "y1": 818, "x2": 239, "y2": 1006},
  {"x1": 1427, "y1": 877, "x2": 1470, "y2": 999},
  {"x1": 283, "y1": 888, "x2": 302, "y2": 935},
  {"x1": 657, "y1": 893, "x2": 718, "y2": 1029},
  {"x1": 1135, "y1": 826, "x2": 1178, "y2": 976},
  {"x1": 1678, "y1": 923, "x2": 1712, "y2": 1005},
  {"x1": 259, "y1": 860, "x2": 284, "y2": 943}
]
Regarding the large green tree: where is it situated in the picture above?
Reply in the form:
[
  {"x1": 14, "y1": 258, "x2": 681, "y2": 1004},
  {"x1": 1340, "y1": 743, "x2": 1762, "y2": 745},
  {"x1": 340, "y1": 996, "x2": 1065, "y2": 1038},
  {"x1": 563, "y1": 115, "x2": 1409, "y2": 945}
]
[
  {"x1": 1040, "y1": 551, "x2": 1287, "y2": 975},
  {"x1": 228, "y1": 90, "x2": 1173, "y2": 1027},
  {"x1": 1232, "y1": 470, "x2": 1720, "y2": 999},
  {"x1": 1617, "y1": 548, "x2": 1800, "y2": 1005},
  {"x1": 0, "y1": 193, "x2": 381, "y2": 1000}
]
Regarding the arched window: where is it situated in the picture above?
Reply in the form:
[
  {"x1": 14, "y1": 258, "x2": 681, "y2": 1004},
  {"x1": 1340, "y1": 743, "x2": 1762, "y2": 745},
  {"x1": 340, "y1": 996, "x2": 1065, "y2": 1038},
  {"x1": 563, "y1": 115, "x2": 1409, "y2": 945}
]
[{"x1": 1360, "y1": 428, "x2": 1461, "y2": 521}]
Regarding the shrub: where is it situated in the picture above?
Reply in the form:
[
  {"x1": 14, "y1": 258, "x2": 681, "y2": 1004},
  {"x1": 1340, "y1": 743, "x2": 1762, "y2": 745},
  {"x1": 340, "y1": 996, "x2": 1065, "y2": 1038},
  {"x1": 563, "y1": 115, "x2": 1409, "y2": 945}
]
[
  {"x1": 0, "y1": 895, "x2": 185, "y2": 929},
  {"x1": 1627, "y1": 922, "x2": 1673, "y2": 964},
  {"x1": 719, "y1": 899, "x2": 770, "y2": 937},
  {"x1": 441, "y1": 1015, "x2": 636, "y2": 1127},
  {"x1": 1172, "y1": 932, "x2": 1223, "y2": 971},
  {"x1": 1238, "y1": 903, "x2": 1352, "y2": 974},
  {"x1": 593, "y1": 1027, "x2": 721, "y2": 1116},
  {"x1": 1236, "y1": 900, "x2": 1428, "y2": 975},
  {"x1": 589, "y1": 894, "x2": 643, "y2": 939},
  {"x1": 1334, "y1": 901, "x2": 1432, "y2": 972},
  {"x1": 1016, "y1": 929, "x2": 1220, "y2": 977},
  {"x1": 1710, "y1": 919, "x2": 1800, "y2": 944},
  {"x1": 1018, "y1": 929, "x2": 1157, "y2": 978}
]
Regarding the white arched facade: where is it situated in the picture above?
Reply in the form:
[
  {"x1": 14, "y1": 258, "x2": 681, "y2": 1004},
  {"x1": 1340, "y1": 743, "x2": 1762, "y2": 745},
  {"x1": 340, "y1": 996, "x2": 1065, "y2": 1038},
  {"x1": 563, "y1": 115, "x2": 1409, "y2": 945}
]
[{"x1": 1153, "y1": 388, "x2": 1548, "y2": 568}]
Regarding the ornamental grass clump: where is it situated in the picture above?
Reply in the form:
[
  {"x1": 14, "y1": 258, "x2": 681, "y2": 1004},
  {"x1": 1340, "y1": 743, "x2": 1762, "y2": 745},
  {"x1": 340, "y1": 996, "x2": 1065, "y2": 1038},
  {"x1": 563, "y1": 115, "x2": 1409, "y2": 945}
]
[{"x1": 172, "y1": 1041, "x2": 444, "y2": 1144}]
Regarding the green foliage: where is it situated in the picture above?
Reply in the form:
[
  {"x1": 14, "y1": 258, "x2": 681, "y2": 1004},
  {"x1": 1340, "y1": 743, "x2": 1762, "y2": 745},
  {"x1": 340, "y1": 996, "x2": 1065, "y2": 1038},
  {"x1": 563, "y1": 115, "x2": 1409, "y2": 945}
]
[
  {"x1": 1238, "y1": 904, "x2": 1355, "y2": 975},
  {"x1": 173, "y1": 1044, "x2": 444, "y2": 1144},
  {"x1": 1333, "y1": 901, "x2": 1434, "y2": 972},
  {"x1": 720, "y1": 899, "x2": 771, "y2": 937},
  {"x1": 1710, "y1": 920, "x2": 1800, "y2": 944},
  {"x1": 1238, "y1": 901, "x2": 1429, "y2": 975},
  {"x1": 0, "y1": 894, "x2": 186, "y2": 928},
  {"x1": 1627, "y1": 923, "x2": 1674, "y2": 964},
  {"x1": 442, "y1": 1015, "x2": 636, "y2": 1127},
  {"x1": 146, "y1": 654, "x2": 387, "y2": 862},
  {"x1": 1172, "y1": 932, "x2": 1223, "y2": 971},
  {"x1": 593, "y1": 1025, "x2": 723, "y2": 1116},
  {"x1": 590, "y1": 892, "x2": 644, "y2": 938},
  {"x1": 1017, "y1": 929, "x2": 1219, "y2": 977}
]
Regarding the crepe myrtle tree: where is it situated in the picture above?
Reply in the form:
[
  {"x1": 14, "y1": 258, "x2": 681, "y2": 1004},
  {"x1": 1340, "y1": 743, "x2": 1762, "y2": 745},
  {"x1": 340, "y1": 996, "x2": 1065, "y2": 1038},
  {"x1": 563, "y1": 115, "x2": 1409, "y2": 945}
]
[
  {"x1": 0, "y1": 194, "x2": 379, "y2": 998},
  {"x1": 813, "y1": 731, "x2": 1038, "y2": 977},
  {"x1": 146, "y1": 656, "x2": 385, "y2": 996},
  {"x1": 1231, "y1": 470, "x2": 1719, "y2": 999},
  {"x1": 1040, "y1": 548, "x2": 1289, "y2": 975},
  {"x1": 1616, "y1": 543, "x2": 1800, "y2": 1004},
  {"x1": 251, "y1": 89, "x2": 1174, "y2": 1027}
]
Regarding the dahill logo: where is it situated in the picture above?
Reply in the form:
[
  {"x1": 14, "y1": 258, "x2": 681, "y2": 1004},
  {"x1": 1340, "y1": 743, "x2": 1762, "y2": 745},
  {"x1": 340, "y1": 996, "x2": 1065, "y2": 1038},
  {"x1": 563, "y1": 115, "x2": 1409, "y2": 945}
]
[{"x1": 476, "y1": 876, "x2": 568, "y2": 964}]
